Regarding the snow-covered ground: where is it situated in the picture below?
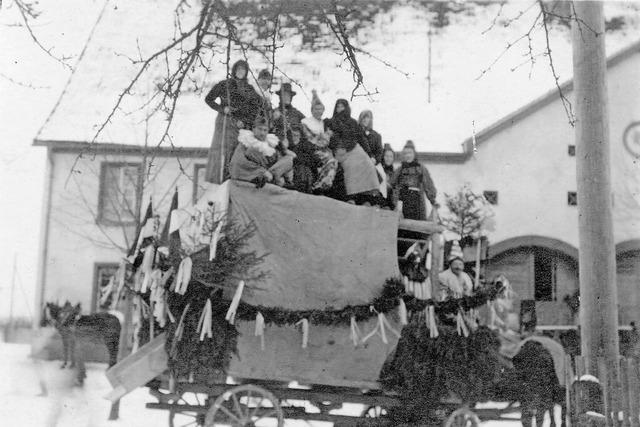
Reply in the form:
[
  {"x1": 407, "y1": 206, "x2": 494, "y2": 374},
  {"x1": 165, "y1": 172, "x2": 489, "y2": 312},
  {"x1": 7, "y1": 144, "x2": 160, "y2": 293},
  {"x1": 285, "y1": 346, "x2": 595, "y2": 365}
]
[{"x1": 0, "y1": 341, "x2": 569, "y2": 427}]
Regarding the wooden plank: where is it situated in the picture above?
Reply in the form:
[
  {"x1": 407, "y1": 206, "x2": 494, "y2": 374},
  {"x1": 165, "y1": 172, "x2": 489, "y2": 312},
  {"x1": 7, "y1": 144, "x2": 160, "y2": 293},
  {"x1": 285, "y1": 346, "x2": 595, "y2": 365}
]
[
  {"x1": 621, "y1": 358, "x2": 632, "y2": 427},
  {"x1": 398, "y1": 218, "x2": 444, "y2": 234},
  {"x1": 566, "y1": 354, "x2": 573, "y2": 427},
  {"x1": 227, "y1": 318, "x2": 399, "y2": 389},
  {"x1": 104, "y1": 333, "x2": 168, "y2": 401},
  {"x1": 576, "y1": 356, "x2": 586, "y2": 379},
  {"x1": 598, "y1": 357, "x2": 613, "y2": 427},
  {"x1": 629, "y1": 358, "x2": 640, "y2": 427}
]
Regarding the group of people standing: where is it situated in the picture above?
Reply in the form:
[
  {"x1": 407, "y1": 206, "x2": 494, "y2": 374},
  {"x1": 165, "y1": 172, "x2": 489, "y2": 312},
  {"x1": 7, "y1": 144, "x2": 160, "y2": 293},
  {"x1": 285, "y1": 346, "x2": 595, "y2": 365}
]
[{"x1": 204, "y1": 59, "x2": 437, "y2": 225}]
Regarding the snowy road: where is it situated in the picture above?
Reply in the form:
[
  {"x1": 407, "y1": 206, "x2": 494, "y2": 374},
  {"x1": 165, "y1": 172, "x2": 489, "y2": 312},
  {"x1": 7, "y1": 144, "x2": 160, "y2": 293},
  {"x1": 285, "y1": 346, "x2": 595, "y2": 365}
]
[{"x1": 0, "y1": 342, "x2": 533, "y2": 426}]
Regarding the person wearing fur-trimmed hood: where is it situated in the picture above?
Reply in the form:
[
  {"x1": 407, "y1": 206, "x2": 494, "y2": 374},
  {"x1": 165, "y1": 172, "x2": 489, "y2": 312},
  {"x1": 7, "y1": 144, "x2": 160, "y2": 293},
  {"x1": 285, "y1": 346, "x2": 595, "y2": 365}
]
[
  {"x1": 229, "y1": 116, "x2": 296, "y2": 188},
  {"x1": 204, "y1": 60, "x2": 263, "y2": 183}
]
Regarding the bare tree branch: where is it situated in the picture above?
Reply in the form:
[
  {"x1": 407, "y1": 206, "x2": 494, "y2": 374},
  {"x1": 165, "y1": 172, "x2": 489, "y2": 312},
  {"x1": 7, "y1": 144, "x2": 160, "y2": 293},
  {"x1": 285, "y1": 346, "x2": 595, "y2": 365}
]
[{"x1": 12, "y1": 0, "x2": 73, "y2": 69}]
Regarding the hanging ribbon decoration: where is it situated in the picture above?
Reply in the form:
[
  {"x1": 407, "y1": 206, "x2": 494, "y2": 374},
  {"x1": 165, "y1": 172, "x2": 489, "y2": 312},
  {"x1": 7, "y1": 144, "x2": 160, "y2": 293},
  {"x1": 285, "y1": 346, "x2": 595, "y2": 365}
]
[
  {"x1": 174, "y1": 257, "x2": 192, "y2": 295},
  {"x1": 456, "y1": 310, "x2": 469, "y2": 337},
  {"x1": 170, "y1": 303, "x2": 191, "y2": 358},
  {"x1": 350, "y1": 316, "x2": 362, "y2": 347},
  {"x1": 197, "y1": 300, "x2": 213, "y2": 341},
  {"x1": 225, "y1": 280, "x2": 245, "y2": 325},
  {"x1": 362, "y1": 308, "x2": 400, "y2": 345},
  {"x1": 295, "y1": 318, "x2": 309, "y2": 349},
  {"x1": 398, "y1": 298, "x2": 408, "y2": 326},
  {"x1": 140, "y1": 246, "x2": 156, "y2": 293},
  {"x1": 427, "y1": 305, "x2": 439, "y2": 338},
  {"x1": 254, "y1": 312, "x2": 265, "y2": 351}
]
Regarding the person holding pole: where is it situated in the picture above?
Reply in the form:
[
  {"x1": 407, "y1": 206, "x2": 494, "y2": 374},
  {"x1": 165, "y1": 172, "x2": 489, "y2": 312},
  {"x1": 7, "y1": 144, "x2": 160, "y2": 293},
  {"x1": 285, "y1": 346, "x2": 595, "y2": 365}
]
[{"x1": 204, "y1": 60, "x2": 262, "y2": 183}]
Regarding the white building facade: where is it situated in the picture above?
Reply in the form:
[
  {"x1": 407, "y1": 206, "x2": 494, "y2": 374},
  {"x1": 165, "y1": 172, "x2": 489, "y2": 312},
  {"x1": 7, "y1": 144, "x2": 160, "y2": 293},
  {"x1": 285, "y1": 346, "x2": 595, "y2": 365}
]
[{"x1": 33, "y1": 40, "x2": 640, "y2": 329}]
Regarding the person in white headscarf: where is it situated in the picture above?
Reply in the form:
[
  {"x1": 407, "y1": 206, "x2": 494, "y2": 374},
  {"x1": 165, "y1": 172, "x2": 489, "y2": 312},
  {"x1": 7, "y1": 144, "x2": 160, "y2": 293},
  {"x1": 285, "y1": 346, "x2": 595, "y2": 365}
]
[{"x1": 438, "y1": 240, "x2": 473, "y2": 300}]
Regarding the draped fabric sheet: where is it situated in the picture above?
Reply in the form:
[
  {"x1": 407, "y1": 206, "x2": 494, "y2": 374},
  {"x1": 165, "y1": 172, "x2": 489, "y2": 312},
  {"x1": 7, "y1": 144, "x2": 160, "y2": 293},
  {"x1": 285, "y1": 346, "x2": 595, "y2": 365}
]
[{"x1": 201, "y1": 180, "x2": 400, "y2": 310}]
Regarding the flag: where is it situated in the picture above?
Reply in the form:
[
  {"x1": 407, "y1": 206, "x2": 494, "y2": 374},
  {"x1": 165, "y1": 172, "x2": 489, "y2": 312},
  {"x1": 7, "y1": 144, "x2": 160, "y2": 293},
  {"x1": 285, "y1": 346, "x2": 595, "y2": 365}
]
[
  {"x1": 127, "y1": 199, "x2": 154, "y2": 267},
  {"x1": 159, "y1": 189, "x2": 182, "y2": 265}
]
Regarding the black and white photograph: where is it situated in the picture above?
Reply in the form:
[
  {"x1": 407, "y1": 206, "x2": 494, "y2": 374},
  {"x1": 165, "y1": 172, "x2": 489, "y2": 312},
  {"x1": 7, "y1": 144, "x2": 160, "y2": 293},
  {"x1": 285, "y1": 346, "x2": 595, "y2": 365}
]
[{"x1": 1, "y1": 0, "x2": 639, "y2": 426}]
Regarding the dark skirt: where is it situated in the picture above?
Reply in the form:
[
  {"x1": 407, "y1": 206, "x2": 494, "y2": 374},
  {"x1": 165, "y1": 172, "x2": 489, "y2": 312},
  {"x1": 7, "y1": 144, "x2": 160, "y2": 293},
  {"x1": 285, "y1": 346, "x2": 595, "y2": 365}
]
[
  {"x1": 398, "y1": 187, "x2": 427, "y2": 254},
  {"x1": 205, "y1": 113, "x2": 240, "y2": 184},
  {"x1": 400, "y1": 187, "x2": 427, "y2": 221}
]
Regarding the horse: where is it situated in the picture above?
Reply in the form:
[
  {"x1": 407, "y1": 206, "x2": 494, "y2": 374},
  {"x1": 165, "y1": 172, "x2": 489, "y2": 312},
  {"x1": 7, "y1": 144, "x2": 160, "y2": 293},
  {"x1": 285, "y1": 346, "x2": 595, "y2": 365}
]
[
  {"x1": 494, "y1": 339, "x2": 567, "y2": 427},
  {"x1": 43, "y1": 301, "x2": 122, "y2": 385}
]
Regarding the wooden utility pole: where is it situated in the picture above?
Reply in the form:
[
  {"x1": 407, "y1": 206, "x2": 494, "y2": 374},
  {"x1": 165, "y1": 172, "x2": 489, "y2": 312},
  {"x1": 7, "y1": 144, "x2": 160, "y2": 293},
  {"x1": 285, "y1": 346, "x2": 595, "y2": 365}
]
[{"x1": 571, "y1": 2, "x2": 619, "y2": 375}]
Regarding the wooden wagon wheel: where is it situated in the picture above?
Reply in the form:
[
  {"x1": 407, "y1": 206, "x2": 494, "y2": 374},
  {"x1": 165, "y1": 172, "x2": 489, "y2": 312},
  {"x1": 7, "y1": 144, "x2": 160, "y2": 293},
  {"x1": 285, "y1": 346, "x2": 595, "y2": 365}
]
[
  {"x1": 443, "y1": 407, "x2": 480, "y2": 427},
  {"x1": 168, "y1": 392, "x2": 207, "y2": 427},
  {"x1": 204, "y1": 384, "x2": 284, "y2": 427}
]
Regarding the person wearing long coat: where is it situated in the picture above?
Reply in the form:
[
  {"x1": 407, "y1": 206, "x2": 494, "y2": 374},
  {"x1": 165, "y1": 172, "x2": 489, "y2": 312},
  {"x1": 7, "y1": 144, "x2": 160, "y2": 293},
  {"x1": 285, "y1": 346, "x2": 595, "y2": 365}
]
[
  {"x1": 358, "y1": 110, "x2": 383, "y2": 164},
  {"x1": 271, "y1": 83, "x2": 305, "y2": 144},
  {"x1": 393, "y1": 140, "x2": 437, "y2": 252},
  {"x1": 392, "y1": 140, "x2": 437, "y2": 219},
  {"x1": 204, "y1": 60, "x2": 263, "y2": 183},
  {"x1": 325, "y1": 99, "x2": 380, "y2": 205},
  {"x1": 229, "y1": 117, "x2": 295, "y2": 187}
]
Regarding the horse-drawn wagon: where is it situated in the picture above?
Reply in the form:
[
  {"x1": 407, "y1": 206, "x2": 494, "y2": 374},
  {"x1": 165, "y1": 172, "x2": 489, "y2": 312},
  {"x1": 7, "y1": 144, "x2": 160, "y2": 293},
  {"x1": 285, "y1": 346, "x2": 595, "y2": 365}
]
[{"x1": 103, "y1": 181, "x2": 554, "y2": 427}]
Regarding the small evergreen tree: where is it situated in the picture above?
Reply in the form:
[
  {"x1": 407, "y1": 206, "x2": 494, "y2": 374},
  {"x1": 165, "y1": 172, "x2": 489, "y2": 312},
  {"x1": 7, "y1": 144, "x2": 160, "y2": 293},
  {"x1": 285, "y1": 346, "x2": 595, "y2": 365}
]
[{"x1": 441, "y1": 183, "x2": 494, "y2": 248}]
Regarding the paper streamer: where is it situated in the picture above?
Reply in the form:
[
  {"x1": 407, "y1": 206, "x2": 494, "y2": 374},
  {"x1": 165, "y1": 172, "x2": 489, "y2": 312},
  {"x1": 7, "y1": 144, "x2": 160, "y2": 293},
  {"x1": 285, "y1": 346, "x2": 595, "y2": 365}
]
[
  {"x1": 456, "y1": 311, "x2": 469, "y2": 337},
  {"x1": 350, "y1": 316, "x2": 362, "y2": 347},
  {"x1": 174, "y1": 257, "x2": 193, "y2": 295},
  {"x1": 225, "y1": 281, "x2": 245, "y2": 324},
  {"x1": 197, "y1": 300, "x2": 213, "y2": 341},
  {"x1": 428, "y1": 306, "x2": 439, "y2": 338},
  {"x1": 209, "y1": 222, "x2": 223, "y2": 261},
  {"x1": 398, "y1": 298, "x2": 408, "y2": 325},
  {"x1": 295, "y1": 318, "x2": 309, "y2": 349},
  {"x1": 254, "y1": 312, "x2": 265, "y2": 351}
]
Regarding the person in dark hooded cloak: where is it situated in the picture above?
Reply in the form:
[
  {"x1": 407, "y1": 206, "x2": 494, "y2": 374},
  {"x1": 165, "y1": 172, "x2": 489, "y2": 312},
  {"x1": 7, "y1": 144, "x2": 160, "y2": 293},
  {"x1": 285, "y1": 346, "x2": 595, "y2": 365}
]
[
  {"x1": 325, "y1": 99, "x2": 381, "y2": 205},
  {"x1": 204, "y1": 60, "x2": 263, "y2": 183}
]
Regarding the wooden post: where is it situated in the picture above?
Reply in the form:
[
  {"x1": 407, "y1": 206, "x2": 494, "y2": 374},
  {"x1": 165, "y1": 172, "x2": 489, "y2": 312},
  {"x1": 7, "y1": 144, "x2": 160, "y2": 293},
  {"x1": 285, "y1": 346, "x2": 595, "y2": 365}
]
[
  {"x1": 109, "y1": 289, "x2": 134, "y2": 420},
  {"x1": 571, "y1": 2, "x2": 620, "y2": 376}
]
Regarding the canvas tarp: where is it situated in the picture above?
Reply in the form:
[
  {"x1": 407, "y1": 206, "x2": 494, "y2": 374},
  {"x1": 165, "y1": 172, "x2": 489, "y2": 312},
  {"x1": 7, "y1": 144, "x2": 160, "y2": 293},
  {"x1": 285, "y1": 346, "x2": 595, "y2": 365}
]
[{"x1": 200, "y1": 181, "x2": 400, "y2": 310}]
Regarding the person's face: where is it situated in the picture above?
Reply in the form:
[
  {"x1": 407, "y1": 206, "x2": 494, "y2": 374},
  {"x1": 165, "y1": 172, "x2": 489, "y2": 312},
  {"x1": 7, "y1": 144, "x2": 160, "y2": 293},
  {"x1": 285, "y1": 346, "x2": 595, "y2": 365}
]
[
  {"x1": 383, "y1": 150, "x2": 394, "y2": 166},
  {"x1": 281, "y1": 93, "x2": 292, "y2": 105},
  {"x1": 312, "y1": 103, "x2": 325, "y2": 120},
  {"x1": 450, "y1": 259, "x2": 464, "y2": 275},
  {"x1": 361, "y1": 115, "x2": 372, "y2": 128},
  {"x1": 234, "y1": 65, "x2": 247, "y2": 80},
  {"x1": 291, "y1": 130, "x2": 301, "y2": 145},
  {"x1": 253, "y1": 124, "x2": 268, "y2": 141},
  {"x1": 402, "y1": 148, "x2": 415, "y2": 163},
  {"x1": 336, "y1": 102, "x2": 346, "y2": 114},
  {"x1": 258, "y1": 77, "x2": 271, "y2": 90}
]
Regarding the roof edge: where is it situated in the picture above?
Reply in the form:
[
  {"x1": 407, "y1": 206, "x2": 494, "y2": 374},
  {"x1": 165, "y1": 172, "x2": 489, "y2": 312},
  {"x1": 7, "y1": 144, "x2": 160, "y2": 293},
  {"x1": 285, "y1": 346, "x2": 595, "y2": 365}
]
[
  {"x1": 461, "y1": 38, "x2": 640, "y2": 148},
  {"x1": 34, "y1": 138, "x2": 470, "y2": 161}
]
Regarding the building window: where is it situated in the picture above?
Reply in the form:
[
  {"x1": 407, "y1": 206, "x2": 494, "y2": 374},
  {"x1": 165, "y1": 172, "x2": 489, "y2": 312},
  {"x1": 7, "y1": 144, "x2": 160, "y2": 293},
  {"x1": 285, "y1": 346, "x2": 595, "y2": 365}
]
[
  {"x1": 98, "y1": 163, "x2": 141, "y2": 224},
  {"x1": 533, "y1": 248, "x2": 557, "y2": 302},
  {"x1": 567, "y1": 191, "x2": 578, "y2": 206},
  {"x1": 92, "y1": 263, "x2": 119, "y2": 312},
  {"x1": 193, "y1": 164, "x2": 207, "y2": 204},
  {"x1": 568, "y1": 145, "x2": 576, "y2": 156},
  {"x1": 483, "y1": 191, "x2": 498, "y2": 205}
]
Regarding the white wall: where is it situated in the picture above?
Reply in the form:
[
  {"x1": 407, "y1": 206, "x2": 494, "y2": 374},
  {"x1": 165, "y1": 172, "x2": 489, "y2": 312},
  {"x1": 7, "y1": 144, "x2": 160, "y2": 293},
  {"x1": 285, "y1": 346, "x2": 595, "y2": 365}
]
[
  {"x1": 426, "y1": 51, "x2": 640, "y2": 249},
  {"x1": 43, "y1": 150, "x2": 207, "y2": 313}
]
